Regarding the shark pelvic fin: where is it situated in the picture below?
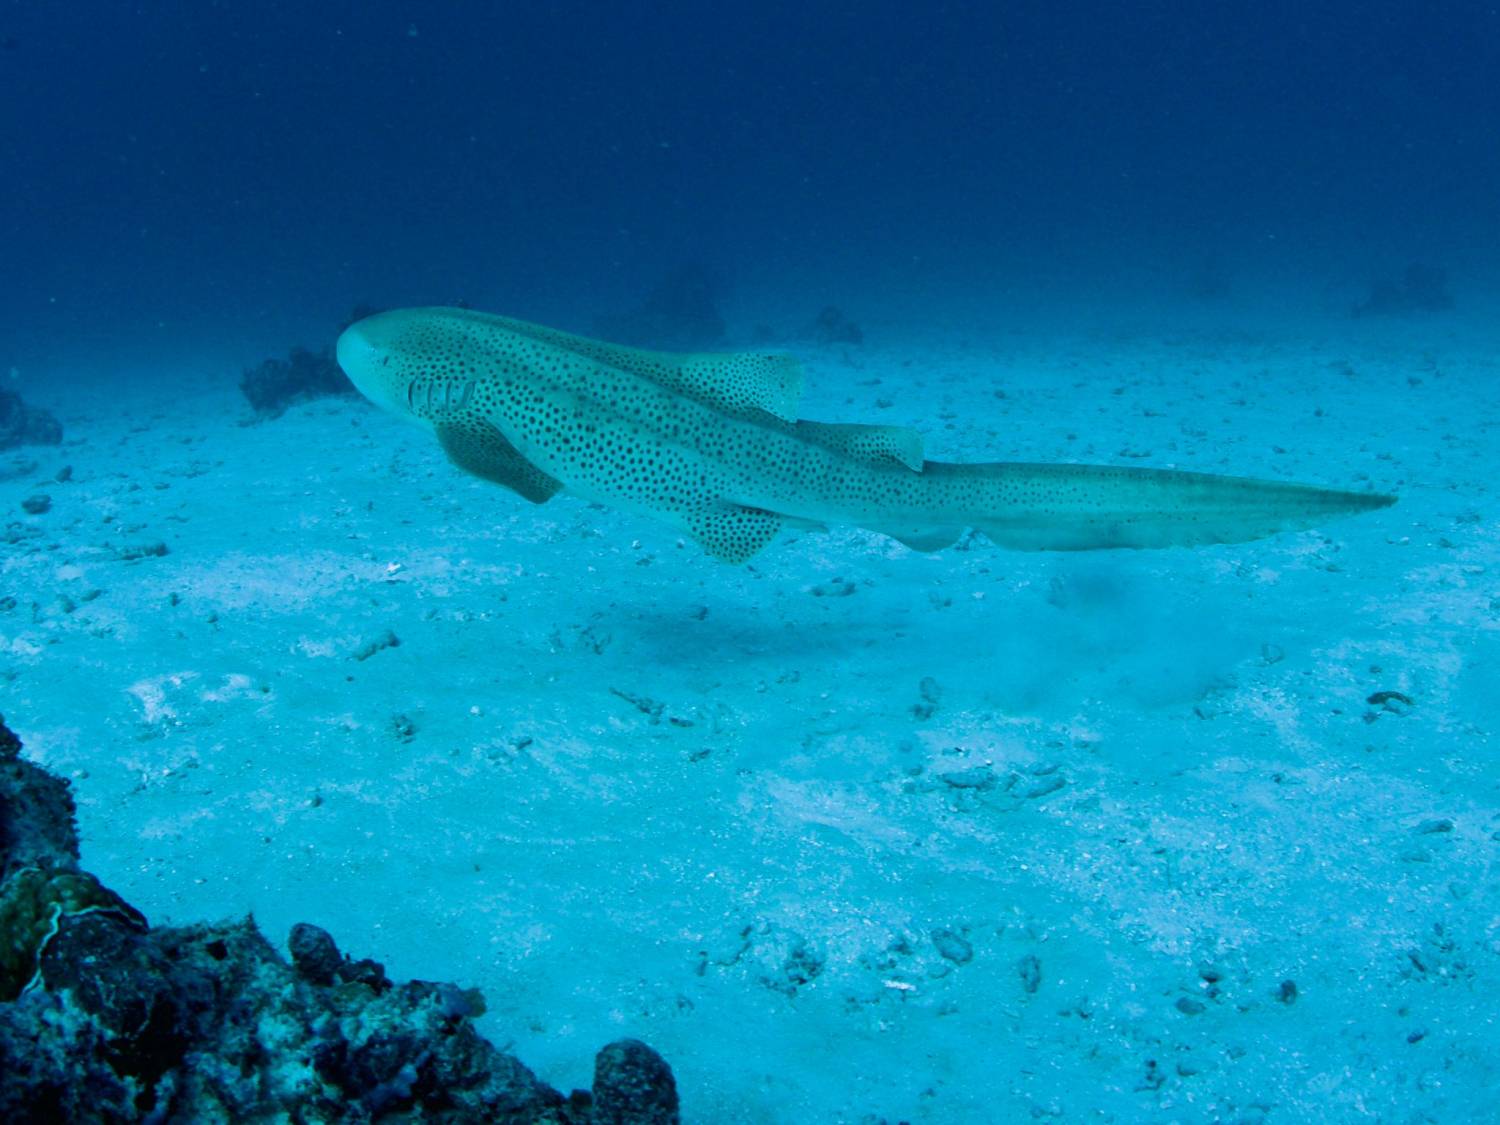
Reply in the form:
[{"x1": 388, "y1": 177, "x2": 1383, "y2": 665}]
[
  {"x1": 682, "y1": 504, "x2": 784, "y2": 564},
  {"x1": 433, "y1": 420, "x2": 563, "y2": 504}
]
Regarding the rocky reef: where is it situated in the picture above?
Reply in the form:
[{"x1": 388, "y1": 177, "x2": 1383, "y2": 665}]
[
  {"x1": 803, "y1": 305, "x2": 863, "y2": 346},
  {"x1": 239, "y1": 345, "x2": 357, "y2": 419},
  {"x1": 0, "y1": 387, "x2": 63, "y2": 451},
  {"x1": 0, "y1": 715, "x2": 679, "y2": 1123},
  {"x1": 1352, "y1": 262, "x2": 1455, "y2": 317},
  {"x1": 594, "y1": 264, "x2": 728, "y2": 351}
]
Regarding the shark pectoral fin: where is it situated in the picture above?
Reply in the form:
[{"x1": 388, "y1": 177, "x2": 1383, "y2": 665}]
[
  {"x1": 683, "y1": 504, "x2": 783, "y2": 564},
  {"x1": 432, "y1": 420, "x2": 563, "y2": 504},
  {"x1": 795, "y1": 421, "x2": 926, "y2": 471},
  {"x1": 678, "y1": 353, "x2": 805, "y2": 423}
]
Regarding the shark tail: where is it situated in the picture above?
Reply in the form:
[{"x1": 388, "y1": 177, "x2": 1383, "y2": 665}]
[{"x1": 892, "y1": 461, "x2": 1395, "y2": 552}]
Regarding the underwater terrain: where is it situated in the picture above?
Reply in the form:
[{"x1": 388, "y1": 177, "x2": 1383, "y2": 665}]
[
  {"x1": 3, "y1": 303, "x2": 1495, "y2": 1121},
  {"x1": 3, "y1": 2, "x2": 1499, "y2": 1120}
]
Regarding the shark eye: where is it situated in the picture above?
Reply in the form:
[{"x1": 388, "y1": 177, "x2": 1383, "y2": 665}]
[{"x1": 381, "y1": 356, "x2": 391, "y2": 367}]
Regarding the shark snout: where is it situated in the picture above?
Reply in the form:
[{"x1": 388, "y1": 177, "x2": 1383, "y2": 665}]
[
  {"x1": 337, "y1": 315, "x2": 407, "y2": 417},
  {"x1": 336, "y1": 319, "x2": 379, "y2": 382}
]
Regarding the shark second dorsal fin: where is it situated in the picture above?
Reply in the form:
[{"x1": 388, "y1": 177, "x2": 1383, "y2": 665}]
[
  {"x1": 795, "y1": 421, "x2": 925, "y2": 471},
  {"x1": 433, "y1": 420, "x2": 563, "y2": 504}
]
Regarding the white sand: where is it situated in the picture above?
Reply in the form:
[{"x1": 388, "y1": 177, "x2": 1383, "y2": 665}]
[{"x1": 3, "y1": 318, "x2": 1494, "y2": 1122}]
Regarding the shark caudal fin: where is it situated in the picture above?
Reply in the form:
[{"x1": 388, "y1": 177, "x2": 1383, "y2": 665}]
[{"x1": 912, "y1": 461, "x2": 1395, "y2": 551}]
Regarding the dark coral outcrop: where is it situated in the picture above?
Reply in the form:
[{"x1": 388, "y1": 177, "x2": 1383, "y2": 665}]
[
  {"x1": 239, "y1": 345, "x2": 356, "y2": 419},
  {"x1": 594, "y1": 263, "x2": 728, "y2": 351},
  {"x1": 0, "y1": 388, "x2": 63, "y2": 451},
  {"x1": 0, "y1": 714, "x2": 679, "y2": 1123},
  {"x1": 1352, "y1": 263, "x2": 1455, "y2": 317},
  {"x1": 593, "y1": 1039, "x2": 680, "y2": 1125}
]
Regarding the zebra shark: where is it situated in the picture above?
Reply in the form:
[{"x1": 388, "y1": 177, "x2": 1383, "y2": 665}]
[{"x1": 336, "y1": 307, "x2": 1394, "y2": 563}]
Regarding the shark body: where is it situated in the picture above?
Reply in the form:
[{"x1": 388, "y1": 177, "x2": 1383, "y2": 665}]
[{"x1": 336, "y1": 307, "x2": 1394, "y2": 563}]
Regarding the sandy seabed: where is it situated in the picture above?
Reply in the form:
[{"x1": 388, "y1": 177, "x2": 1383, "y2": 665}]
[{"x1": 3, "y1": 319, "x2": 1495, "y2": 1123}]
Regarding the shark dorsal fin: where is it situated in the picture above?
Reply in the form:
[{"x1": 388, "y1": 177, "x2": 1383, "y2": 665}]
[
  {"x1": 475, "y1": 315, "x2": 804, "y2": 424},
  {"x1": 674, "y1": 353, "x2": 803, "y2": 424},
  {"x1": 795, "y1": 421, "x2": 925, "y2": 471}
]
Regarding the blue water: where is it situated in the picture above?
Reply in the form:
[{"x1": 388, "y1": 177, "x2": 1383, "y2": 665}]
[
  {"x1": 3, "y1": 3, "x2": 1497, "y2": 1121},
  {"x1": 5, "y1": 2, "x2": 1498, "y2": 370}
]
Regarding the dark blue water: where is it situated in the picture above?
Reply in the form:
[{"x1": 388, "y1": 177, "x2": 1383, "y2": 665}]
[{"x1": 4, "y1": 1, "x2": 1497, "y2": 374}]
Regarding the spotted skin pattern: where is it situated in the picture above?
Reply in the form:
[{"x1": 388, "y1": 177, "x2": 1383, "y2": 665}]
[{"x1": 337, "y1": 308, "x2": 1395, "y2": 563}]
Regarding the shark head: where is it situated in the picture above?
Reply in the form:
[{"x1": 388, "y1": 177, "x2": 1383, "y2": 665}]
[
  {"x1": 336, "y1": 310, "x2": 420, "y2": 421},
  {"x1": 337, "y1": 307, "x2": 498, "y2": 431},
  {"x1": 336, "y1": 306, "x2": 569, "y2": 506}
]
